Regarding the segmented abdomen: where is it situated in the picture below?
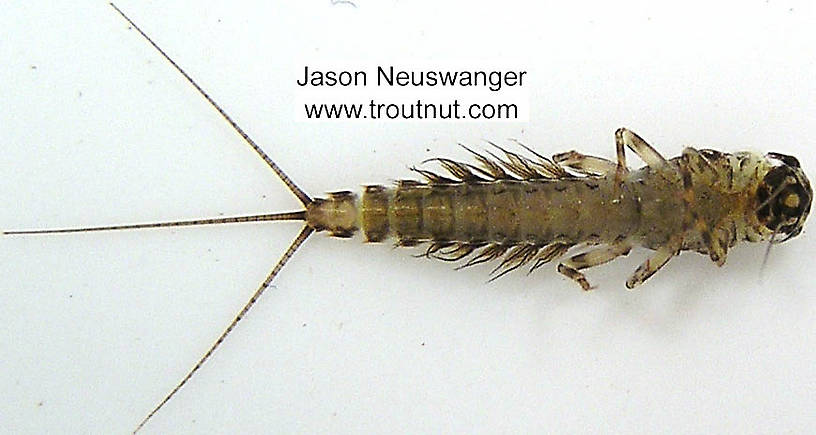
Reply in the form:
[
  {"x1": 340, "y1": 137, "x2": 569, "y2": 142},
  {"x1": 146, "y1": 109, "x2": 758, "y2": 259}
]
[{"x1": 360, "y1": 178, "x2": 639, "y2": 247}]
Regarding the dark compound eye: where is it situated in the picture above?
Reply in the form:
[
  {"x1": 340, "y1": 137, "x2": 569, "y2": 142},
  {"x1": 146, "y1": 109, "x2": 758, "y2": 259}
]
[
  {"x1": 756, "y1": 164, "x2": 812, "y2": 240},
  {"x1": 767, "y1": 152, "x2": 801, "y2": 168}
]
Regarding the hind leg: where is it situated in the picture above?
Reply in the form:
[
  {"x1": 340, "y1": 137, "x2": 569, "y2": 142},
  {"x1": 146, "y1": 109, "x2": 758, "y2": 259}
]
[
  {"x1": 552, "y1": 151, "x2": 617, "y2": 176},
  {"x1": 557, "y1": 242, "x2": 632, "y2": 291}
]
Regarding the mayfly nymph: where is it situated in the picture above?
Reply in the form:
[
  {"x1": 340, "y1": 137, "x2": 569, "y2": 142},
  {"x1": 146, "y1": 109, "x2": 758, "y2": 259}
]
[
  {"x1": 306, "y1": 128, "x2": 813, "y2": 289},
  {"x1": 3, "y1": 4, "x2": 812, "y2": 433}
]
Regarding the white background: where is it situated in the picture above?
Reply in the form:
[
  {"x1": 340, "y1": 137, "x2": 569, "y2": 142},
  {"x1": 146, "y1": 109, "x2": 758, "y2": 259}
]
[{"x1": 1, "y1": 1, "x2": 814, "y2": 433}]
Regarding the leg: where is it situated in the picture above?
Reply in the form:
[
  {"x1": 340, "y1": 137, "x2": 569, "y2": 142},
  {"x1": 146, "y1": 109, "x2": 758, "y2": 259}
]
[
  {"x1": 614, "y1": 129, "x2": 630, "y2": 184},
  {"x1": 625, "y1": 244, "x2": 679, "y2": 289},
  {"x1": 706, "y1": 227, "x2": 728, "y2": 266},
  {"x1": 680, "y1": 147, "x2": 720, "y2": 188},
  {"x1": 691, "y1": 219, "x2": 730, "y2": 266},
  {"x1": 679, "y1": 148, "x2": 728, "y2": 266},
  {"x1": 558, "y1": 242, "x2": 632, "y2": 291},
  {"x1": 615, "y1": 127, "x2": 670, "y2": 170},
  {"x1": 552, "y1": 151, "x2": 617, "y2": 176}
]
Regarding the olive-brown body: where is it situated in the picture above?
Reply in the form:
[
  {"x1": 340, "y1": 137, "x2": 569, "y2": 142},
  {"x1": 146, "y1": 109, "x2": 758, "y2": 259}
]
[
  {"x1": 309, "y1": 178, "x2": 641, "y2": 247},
  {"x1": 306, "y1": 158, "x2": 750, "y2": 252},
  {"x1": 304, "y1": 129, "x2": 811, "y2": 289}
]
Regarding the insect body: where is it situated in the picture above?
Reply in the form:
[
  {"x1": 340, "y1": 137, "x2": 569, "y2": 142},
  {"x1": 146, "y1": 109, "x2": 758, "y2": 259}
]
[
  {"x1": 305, "y1": 128, "x2": 812, "y2": 290},
  {"x1": 4, "y1": 4, "x2": 812, "y2": 433}
]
